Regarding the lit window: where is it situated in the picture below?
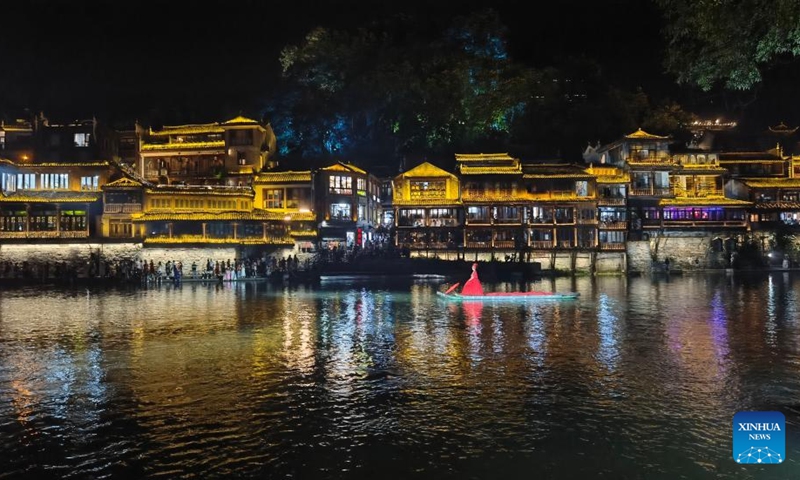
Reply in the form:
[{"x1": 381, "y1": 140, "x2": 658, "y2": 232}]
[{"x1": 74, "y1": 133, "x2": 91, "y2": 147}]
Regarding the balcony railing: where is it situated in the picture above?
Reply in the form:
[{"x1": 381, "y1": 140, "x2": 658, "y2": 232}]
[
  {"x1": 599, "y1": 243, "x2": 626, "y2": 251},
  {"x1": 0, "y1": 231, "x2": 89, "y2": 239},
  {"x1": 629, "y1": 187, "x2": 673, "y2": 197},
  {"x1": 660, "y1": 220, "x2": 747, "y2": 228},
  {"x1": 530, "y1": 241, "x2": 554, "y2": 249},
  {"x1": 493, "y1": 240, "x2": 515, "y2": 248},
  {"x1": 598, "y1": 221, "x2": 627, "y2": 229},
  {"x1": 104, "y1": 203, "x2": 143, "y2": 213},
  {"x1": 598, "y1": 196, "x2": 626, "y2": 205},
  {"x1": 144, "y1": 234, "x2": 294, "y2": 245}
]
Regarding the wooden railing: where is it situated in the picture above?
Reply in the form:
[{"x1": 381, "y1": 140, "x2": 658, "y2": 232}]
[
  {"x1": 0, "y1": 231, "x2": 89, "y2": 239},
  {"x1": 104, "y1": 203, "x2": 143, "y2": 213}
]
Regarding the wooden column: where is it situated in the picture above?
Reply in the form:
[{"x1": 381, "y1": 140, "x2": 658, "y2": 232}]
[
  {"x1": 168, "y1": 222, "x2": 173, "y2": 239},
  {"x1": 202, "y1": 222, "x2": 207, "y2": 239}
]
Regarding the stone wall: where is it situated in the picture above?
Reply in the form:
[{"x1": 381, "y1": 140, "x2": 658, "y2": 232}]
[{"x1": 627, "y1": 232, "x2": 722, "y2": 274}]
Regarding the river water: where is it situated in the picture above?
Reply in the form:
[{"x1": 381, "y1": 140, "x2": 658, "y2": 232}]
[{"x1": 0, "y1": 272, "x2": 798, "y2": 479}]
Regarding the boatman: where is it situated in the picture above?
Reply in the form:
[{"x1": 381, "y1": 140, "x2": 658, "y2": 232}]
[{"x1": 461, "y1": 262, "x2": 484, "y2": 295}]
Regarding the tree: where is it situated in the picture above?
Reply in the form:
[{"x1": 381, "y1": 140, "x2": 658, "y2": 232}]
[{"x1": 655, "y1": 0, "x2": 800, "y2": 91}]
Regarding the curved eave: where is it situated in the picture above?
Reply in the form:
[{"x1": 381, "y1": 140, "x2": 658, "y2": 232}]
[
  {"x1": 253, "y1": 172, "x2": 312, "y2": 183},
  {"x1": 131, "y1": 209, "x2": 315, "y2": 222},
  {"x1": 675, "y1": 166, "x2": 726, "y2": 174},
  {"x1": 522, "y1": 174, "x2": 594, "y2": 180},
  {"x1": 626, "y1": 162, "x2": 677, "y2": 169},
  {"x1": 459, "y1": 167, "x2": 522, "y2": 175},
  {"x1": 753, "y1": 201, "x2": 800, "y2": 210},
  {"x1": 0, "y1": 192, "x2": 102, "y2": 203},
  {"x1": 392, "y1": 198, "x2": 462, "y2": 206},
  {"x1": 145, "y1": 188, "x2": 254, "y2": 198},
  {"x1": 659, "y1": 197, "x2": 752, "y2": 207},
  {"x1": 140, "y1": 141, "x2": 226, "y2": 151},
  {"x1": 596, "y1": 175, "x2": 630, "y2": 183},
  {"x1": 741, "y1": 179, "x2": 800, "y2": 188},
  {"x1": 149, "y1": 125, "x2": 225, "y2": 136}
]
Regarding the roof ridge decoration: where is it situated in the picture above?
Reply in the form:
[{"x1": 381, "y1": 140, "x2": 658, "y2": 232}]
[
  {"x1": 624, "y1": 128, "x2": 669, "y2": 140},
  {"x1": 321, "y1": 162, "x2": 367, "y2": 174},
  {"x1": 768, "y1": 122, "x2": 798, "y2": 134},
  {"x1": 103, "y1": 177, "x2": 142, "y2": 188},
  {"x1": 223, "y1": 116, "x2": 259, "y2": 125},
  {"x1": 399, "y1": 161, "x2": 455, "y2": 179}
]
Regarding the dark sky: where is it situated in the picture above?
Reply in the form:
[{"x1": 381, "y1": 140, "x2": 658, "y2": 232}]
[{"x1": 0, "y1": 0, "x2": 725, "y2": 127}]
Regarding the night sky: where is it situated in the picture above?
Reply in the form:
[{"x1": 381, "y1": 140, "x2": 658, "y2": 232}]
[{"x1": 0, "y1": 0, "x2": 793, "y2": 132}]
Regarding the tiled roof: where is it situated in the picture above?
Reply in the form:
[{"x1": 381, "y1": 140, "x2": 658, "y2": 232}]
[
  {"x1": 625, "y1": 128, "x2": 669, "y2": 140},
  {"x1": 145, "y1": 186, "x2": 253, "y2": 197},
  {"x1": 595, "y1": 173, "x2": 630, "y2": 183},
  {"x1": 18, "y1": 161, "x2": 111, "y2": 168},
  {"x1": 253, "y1": 171, "x2": 312, "y2": 183},
  {"x1": 131, "y1": 209, "x2": 315, "y2": 222},
  {"x1": 320, "y1": 162, "x2": 367, "y2": 174},
  {"x1": 455, "y1": 153, "x2": 517, "y2": 162},
  {"x1": 149, "y1": 124, "x2": 225, "y2": 136},
  {"x1": 223, "y1": 116, "x2": 259, "y2": 125},
  {"x1": 752, "y1": 201, "x2": 800, "y2": 210},
  {"x1": 0, "y1": 191, "x2": 102, "y2": 203},
  {"x1": 392, "y1": 198, "x2": 462, "y2": 206},
  {"x1": 398, "y1": 161, "x2": 455, "y2": 179},
  {"x1": 459, "y1": 166, "x2": 522, "y2": 175},
  {"x1": 741, "y1": 178, "x2": 800, "y2": 188},
  {"x1": 141, "y1": 140, "x2": 226, "y2": 151}
]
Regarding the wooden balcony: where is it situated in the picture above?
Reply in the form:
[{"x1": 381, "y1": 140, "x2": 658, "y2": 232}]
[
  {"x1": 598, "y1": 221, "x2": 627, "y2": 229},
  {"x1": 630, "y1": 187, "x2": 673, "y2": 197},
  {"x1": 104, "y1": 203, "x2": 143, "y2": 214},
  {"x1": 0, "y1": 231, "x2": 89, "y2": 239},
  {"x1": 493, "y1": 240, "x2": 515, "y2": 248},
  {"x1": 144, "y1": 234, "x2": 294, "y2": 245},
  {"x1": 598, "y1": 196, "x2": 626, "y2": 206}
]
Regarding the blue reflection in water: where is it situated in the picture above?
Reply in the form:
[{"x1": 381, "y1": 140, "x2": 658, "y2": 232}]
[{"x1": 0, "y1": 275, "x2": 798, "y2": 480}]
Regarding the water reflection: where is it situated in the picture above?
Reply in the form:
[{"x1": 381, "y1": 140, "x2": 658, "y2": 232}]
[{"x1": 0, "y1": 274, "x2": 798, "y2": 479}]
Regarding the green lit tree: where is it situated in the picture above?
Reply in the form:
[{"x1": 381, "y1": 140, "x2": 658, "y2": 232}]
[{"x1": 655, "y1": 0, "x2": 800, "y2": 91}]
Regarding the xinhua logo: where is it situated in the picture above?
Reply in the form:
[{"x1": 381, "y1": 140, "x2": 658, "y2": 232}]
[{"x1": 733, "y1": 411, "x2": 785, "y2": 464}]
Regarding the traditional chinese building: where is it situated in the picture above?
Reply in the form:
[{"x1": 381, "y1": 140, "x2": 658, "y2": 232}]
[
  {"x1": 136, "y1": 116, "x2": 276, "y2": 186},
  {"x1": 315, "y1": 162, "x2": 380, "y2": 249},
  {"x1": 252, "y1": 169, "x2": 317, "y2": 252},
  {"x1": 392, "y1": 161, "x2": 462, "y2": 257}
]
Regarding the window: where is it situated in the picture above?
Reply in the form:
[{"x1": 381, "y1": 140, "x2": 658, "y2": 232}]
[
  {"x1": 330, "y1": 202, "x2": 351, "y2": 220},
  {"x1": 238, "y1": 151, "x2": 247, "y2": 165},
  {"x1": 41, "y1": 173, "x2": 69, "y2": 189},
  {"x1": 74, "y1": 133, "x2": 90, "y2": 147},
  {"x1": 329, "y1": 175, "x2": 352, "y2": 195},
  {"x1": 16, "y1": 173, "x2": 36, "y2": 190},
  {"x1": 264, "y1": 189, "x2": 283, "y2": 208},
  {"x1": 410, "y1": 180, "x2": 445, "y2": 199},
  {"x1": 576, "y1": 181, "x2": 588, "y2": 197},
  {"x1": 80, "y1": 176, "x2": 99, "y2": 190}
]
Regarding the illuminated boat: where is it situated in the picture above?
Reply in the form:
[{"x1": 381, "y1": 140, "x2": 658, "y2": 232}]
[
  {"x1": 436, "y1": 290, "x2": 580, "y2": 301},
  {"x1": 437, "y1": 263, "x2": 579, "y2": 300}
]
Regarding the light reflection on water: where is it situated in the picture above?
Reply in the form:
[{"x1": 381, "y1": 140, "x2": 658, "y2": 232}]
[{"x1": 0, "y1": 273, "x2": 799, "y2": 479}]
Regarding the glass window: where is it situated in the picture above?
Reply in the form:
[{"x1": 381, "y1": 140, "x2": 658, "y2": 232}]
[
  {"x1": 80, "y1": 175, "x2": 99, "y2": 190},
  {"x1": 329, "y1": 175, "x2": 352, "y2": 195},
  {"x1": 74, "y1": 133, "x2": 90, "y2": 147},
  {"x1": 330, "y1": 203, "x2": 351, "y2": 220}
]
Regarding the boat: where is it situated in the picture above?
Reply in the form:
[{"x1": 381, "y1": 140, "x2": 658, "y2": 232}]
[
  {"x1": 436, "y1": 290, "x2": 580, "y2": 301},
  {"x1": 437, "y1": 262, "x2": 579, "y2": 301}
]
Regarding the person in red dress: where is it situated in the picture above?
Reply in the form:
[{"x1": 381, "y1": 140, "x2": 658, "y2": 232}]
[{"x1": 460, "y1": 262, "x2": 484, "y2": 295}]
